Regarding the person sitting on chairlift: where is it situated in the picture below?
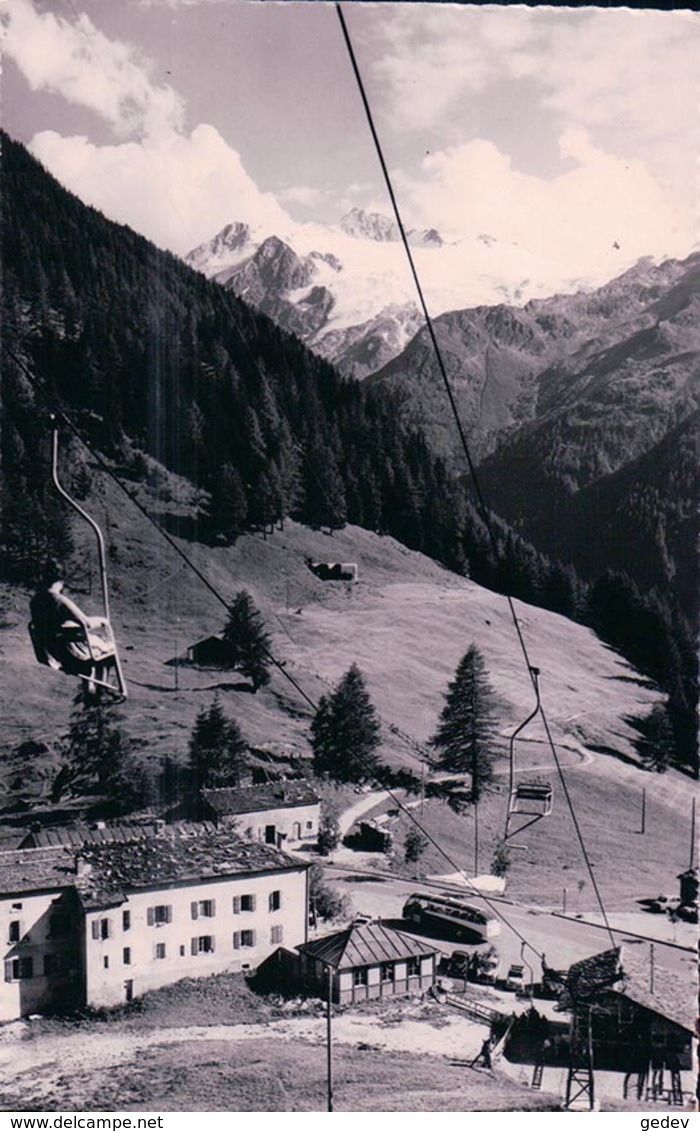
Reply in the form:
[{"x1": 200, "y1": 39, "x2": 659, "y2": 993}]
[{"x1": 30, "y1": 561, "x2": 115, "y2": 683}]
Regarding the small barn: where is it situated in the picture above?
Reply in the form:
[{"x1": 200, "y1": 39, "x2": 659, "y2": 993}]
[
  {"x1": 185, "y1": 635, "x2": 234, "y2": 667},
  {"x1": 297, "y1": 920, "x2": 437, "y2": 1004},
  {"x1": 307, "y1": 561, "x2": 358, "y2": 583}
]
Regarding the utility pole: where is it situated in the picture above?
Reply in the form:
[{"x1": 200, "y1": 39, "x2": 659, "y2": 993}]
[
  {"x1": 649, "y1": 943, "x2": 655, "y2": 995},
  {"x1": 474, "y1": 801, "x2": 479, "y2": 877},
  {"x1": 326, "y1": 962, "x2": 334, "y2": 1112},
  {"x1": 690, "y1": 797, "x2": 696, "y2": 870},
  {"x1": 640, "y1": 788, "x2": 646, "y2": 835},
  {"x1": 421, "y1": 760, "x2": 425, "y2": 816}
]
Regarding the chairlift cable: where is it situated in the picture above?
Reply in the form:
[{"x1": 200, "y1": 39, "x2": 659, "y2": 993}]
[{"x1": 335, "y1": 2, "x2": 616, "y2": 951}]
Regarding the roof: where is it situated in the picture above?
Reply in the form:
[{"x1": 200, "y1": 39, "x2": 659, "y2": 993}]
[
  {"x1": 75, "y1": 827, "x2": 307, "y2": 908},
  {"x1": 562, "y1": 946, "x2": 694, "y2": 1034},
  {"x1": 298, "y1": 921, "x2": 438, "y2": 969},
  {"x1": 617, "y1": 950, "x2": 695, "y2": 1034},
  {"x1": 202, "y1": 783, "x2": 319, "y2": 816},
  {"x1": 23, "y1": 820, "x2": 216, "y2": 849},
  {"x1": 0, "y1": 828, "x2": 306, "y2": 904},
  {"x1": 0, "y1": 847, "x2": 78, "y2": 896},
  {"x1": 561, "y1": 947, "x2": 623, "y2": 1008}
]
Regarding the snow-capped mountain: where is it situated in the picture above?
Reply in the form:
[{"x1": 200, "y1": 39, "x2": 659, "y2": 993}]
[{"x1": 185, "y1": 208, "x2": 654, "y2": 379}]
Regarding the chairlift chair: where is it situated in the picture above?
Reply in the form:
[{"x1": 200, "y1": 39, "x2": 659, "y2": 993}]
[
  {"x1": 504, "y1": 667, "x2": 552, "y2": 843},
  {"x1": 28, "y1": 420, "x2": 127, "y2": 700}
]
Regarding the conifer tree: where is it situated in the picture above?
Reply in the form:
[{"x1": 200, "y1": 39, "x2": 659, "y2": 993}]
[
  {"x1": 188, "y1": 697, "x2": 248, "y2": 789},
  {"x1": 311, "y1": 664, "x2": 381, "y2": 783},
  {"x1": 222, "y1": 590, "x2": 272, "y2": 691},
  {"x1": 55, "y1": 688, "x2": 132, "y2": 800},
  {"x1": 430, "y1": 645, "x2": 498, "y2": 803}
]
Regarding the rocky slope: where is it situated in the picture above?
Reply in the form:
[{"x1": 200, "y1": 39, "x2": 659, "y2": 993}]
[{"x1": 184, "y1": 208, "x2": 625, "y2": 380}]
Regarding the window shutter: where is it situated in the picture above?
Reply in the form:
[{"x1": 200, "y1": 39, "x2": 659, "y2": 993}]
[
  {"x1": 233, "y1": 896, "x2": 241, "y2": 915},
  {"x1": 165, "y1": 906, "x2": 172, "y2": 924},
  {"x1": 91, "y1": 920, "x2": 100, "y2": 940},
  {"x1": 153, "y1": 943, "x2": 158, "y2": 960},
  {"x1": 147, "y1": 907, "x2": 155, "y2": 926},
  {"x1": 191, "y1": 938, "x2": 198, "y2": 956},
  {"x1": 268, "y1": 892, "x2": 274, "y2": 913},
  {"x1": 106, "y1": 919, "x2": 113, "y2": 938},
  {"x1": 251, "y1": 930, "x2": 256, "y2": 947},
  {"x1": 233, "y1": 932, "x2": 240, "y2": 950},
  {"x1": 4, "y1": 960, "x2": 13, "y2": 983},
  {"x1": 191, "y1": 901, "x2": 198, "y2": 920},
  {"x1": 250, "y1": 895, "x2": 257, "y2": 912},
  {"x1": 210, "y1": 936, "x2": 216, "y2": 953},
  {"x1": 210, "y1": 899, "x2": 216, "y2": 917}
]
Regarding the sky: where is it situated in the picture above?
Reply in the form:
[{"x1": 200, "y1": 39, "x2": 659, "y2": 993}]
[{"x1": 2, "y1": 0, "x2": 699, "y2": 289}]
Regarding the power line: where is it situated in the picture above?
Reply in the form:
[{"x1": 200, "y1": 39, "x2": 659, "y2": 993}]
[{"x1": 335, "y1": 1, "x2": 616, "y2": 952}]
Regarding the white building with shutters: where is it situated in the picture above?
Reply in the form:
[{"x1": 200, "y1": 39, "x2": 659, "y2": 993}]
[{"x1": 0, "y1": 827, "x2": 309, "y2": 1018}]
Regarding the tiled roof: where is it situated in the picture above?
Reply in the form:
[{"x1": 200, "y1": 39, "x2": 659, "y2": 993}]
[
  {"x1": 298, "y1": 921, "x2": 438, "y2": 969},
  {"x1": 618, "y1": 950, "x2": 695, "y2": 1034},
  {"x1": 562, "y1": 946, "x2": 694, "y2": 1034},
  {"x1": 76, "y1": 827, "x2": 307, "y2": 907},
  {"x1": 24, "y1": 820, "x2": 216, "y2": 848},
  {"x1": 0, "y1": 847, "x2": 77, "y2": 895},
  {"x1": 561, "y1": 947, "x2": 623, "y2": 1008},
  {"x1": 202, "y1": 783, "x2": 319, "y2": 816}
]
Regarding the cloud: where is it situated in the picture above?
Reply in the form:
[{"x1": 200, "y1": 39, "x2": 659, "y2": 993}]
[
  {"x1": 29, "y1": 124, "x2": 294, "y2": 255},
  {"x1": 278, "y1": 185, "x2": 328, "y2": 209},
  {"x1": 396, "y1": 132, "x2": 692, "y2": 275},
  {"x1": 2, "y1": 0, "x2": 184, "y2": 137},
  {"x1": 370, "y1": 7, "x2": 699, "y2": 182}
]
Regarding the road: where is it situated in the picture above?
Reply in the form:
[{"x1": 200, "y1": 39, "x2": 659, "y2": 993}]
[{"x1": 325, "y1": 863, "x2": 695, "y2": 985}]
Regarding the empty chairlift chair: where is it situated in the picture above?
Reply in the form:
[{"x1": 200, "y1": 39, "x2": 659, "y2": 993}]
[{"x1": 504, "y1": 667, "x2": 552, "y2": 843}]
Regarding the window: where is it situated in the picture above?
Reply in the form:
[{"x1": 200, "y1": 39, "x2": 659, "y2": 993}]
[
  {"x1": 103, "y1": 956, "x2": 110, "y2": 970},
  {"x1": 179, "y1": 945, "x2": 185, "y2": 957},
  {"x1": 4, "y1": 957, "x2": 33, "y2": 981},
  {"x1": 11, "y1": 903, "x2": 22, "y2": 911},
  {"x1": 147, "y1": 905, "x2": 172, "y2": 926},
  {"x1": 8, "y1": 920, "x2": 20, "y2": 943},
  {"x1": 353, "y1": 967, "x2": 368, "y2": 987},
  {"x1": 407, "y1": 957, "x2": 420, "y2": 978},
  {"x1": 123, "y1": 948, "x2": 131, "y2": 966},
  {"x1": 233, "y1": 930, "x2": 256, "y2": 949},
  {"x1": 270, "y1": 925, "x2": 283, "y2": 945},
  {"x1": 233, "y1": 894, "x2": 256, "y2": 914},
  {"x1": 191, "y1": 899, "x2": 216, "y2": 919},
  {"x1": 122, "y1": 910, "x2": 131, "y2": 932},
  {"x1": 154, "y1": 943, "x2": 166, "y2": 960},
  {"x1": 91, "y1": 918, "x2": 112, "y2": 940},
  {"x1": 49, "y1": 913, "x2": 70, "y2": 938},
  {"x1": 306, "y1": 821, "x2": 313, "y2": 831},
  {"x1": 269, "y1": 890, "x2": 282, "y2": 913},
  {"x1": 380, "y1": 963, "x2": 395, "y2": 983},
  {"x1": 265, "y1": 825, "x2": 276, "y2": 845},
  {"x1": 191, "y1": 936, "x2": 215, "y2": 955}
]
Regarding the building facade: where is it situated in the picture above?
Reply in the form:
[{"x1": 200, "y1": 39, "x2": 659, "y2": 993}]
[
  {"x1": 197, "y1": 784, "x2": 320, "y2": 847},
  {"x1": 0, "y1": 829, "x2": 309, "y2": 1019}
]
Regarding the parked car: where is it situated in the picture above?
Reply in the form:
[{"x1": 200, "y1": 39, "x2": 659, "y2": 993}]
[{"x1": 504, "y1": 963, "x2": 526, "y2": 992}]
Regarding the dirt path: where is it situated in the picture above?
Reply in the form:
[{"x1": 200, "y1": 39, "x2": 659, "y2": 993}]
[{"x1": 0, "y1": 1009, "x2": 486, "y2": 1087}]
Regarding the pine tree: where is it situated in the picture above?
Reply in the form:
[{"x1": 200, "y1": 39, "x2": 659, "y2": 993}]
[
  {"x1": 56, "y1": 688, "x2": 132, "y2": 800},
  {"x1": 222, "y1": 590, "x2": 272, "y2": 691},
  {"x1": 310, "y1": 663, "x2": 381, "y2": 783},
  {"x1": 430, "y1": 645, "x2": 498, "y2": 803},
  {"x1": 632, "y1": 703, "x2": 676, "y2": 773},
  {"x1": 188, "y1": 697, "x2": 248, "y2": 789}
]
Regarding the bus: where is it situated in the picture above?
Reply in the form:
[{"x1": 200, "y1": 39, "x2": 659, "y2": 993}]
[{"x1": 402, "y1": 892, "x2": 501, "y2": 942}]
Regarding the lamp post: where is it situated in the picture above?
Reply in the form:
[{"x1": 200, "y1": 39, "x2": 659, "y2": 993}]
[{"x1": 324, "y1": 960, "x2": 334, "y2": 1111}]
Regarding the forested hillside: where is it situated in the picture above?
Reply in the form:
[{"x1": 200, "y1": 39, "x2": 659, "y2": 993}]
[{"x1": 1, "y1": 131, "x2": 695, "y2": 773}]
